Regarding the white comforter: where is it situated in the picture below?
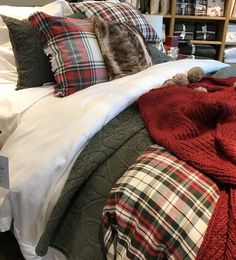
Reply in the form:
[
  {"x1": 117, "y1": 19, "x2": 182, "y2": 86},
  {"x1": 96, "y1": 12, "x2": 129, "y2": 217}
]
[{"x1": 0, "y1": 59, "x2": 229, "y2": 260}]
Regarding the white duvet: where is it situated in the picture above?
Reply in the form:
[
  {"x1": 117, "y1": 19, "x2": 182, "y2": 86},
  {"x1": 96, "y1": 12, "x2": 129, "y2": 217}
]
[{"x1": 0, "y1": 59, "x2": 229, "y2": 260}]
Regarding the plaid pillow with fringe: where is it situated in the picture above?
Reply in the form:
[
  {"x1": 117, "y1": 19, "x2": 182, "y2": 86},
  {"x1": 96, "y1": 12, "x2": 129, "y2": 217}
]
[{"x1": 29, "y1": 12, "x2": 108, "y2": 97}]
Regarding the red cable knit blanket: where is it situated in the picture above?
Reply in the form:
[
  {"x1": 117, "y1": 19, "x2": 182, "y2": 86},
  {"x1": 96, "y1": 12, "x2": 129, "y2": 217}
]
[{"x1": 138, "y1": 76, "x2": 236, "y2": 259}]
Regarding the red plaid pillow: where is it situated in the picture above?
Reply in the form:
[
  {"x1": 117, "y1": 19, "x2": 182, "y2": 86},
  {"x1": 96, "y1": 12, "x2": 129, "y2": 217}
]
[
  {"x1": 70, "y1": 2, "x2": 158, "y2": 43},
  {"x1": 29, "y1": 12, "x2": 108, "y2": 97}
]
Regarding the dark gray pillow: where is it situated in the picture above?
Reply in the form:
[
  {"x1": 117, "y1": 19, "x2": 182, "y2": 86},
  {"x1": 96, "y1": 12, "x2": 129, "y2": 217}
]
[
  {"x1": 147, "y1": 43, "x2": 173, "y2": 64},
  {"x1": 1, "y1": 15, "x2": 55, "y2": 89}
]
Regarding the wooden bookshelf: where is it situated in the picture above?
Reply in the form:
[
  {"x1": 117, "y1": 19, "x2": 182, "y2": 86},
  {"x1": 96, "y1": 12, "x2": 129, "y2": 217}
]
[{"x1": 163, "y1": 0, "x2": 236, "y2": 62}]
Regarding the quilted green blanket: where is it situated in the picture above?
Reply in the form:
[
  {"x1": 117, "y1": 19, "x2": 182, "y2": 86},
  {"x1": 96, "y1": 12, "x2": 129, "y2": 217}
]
[{"x1": 36, "y1": 104, "x2": 154, "y2": 259}]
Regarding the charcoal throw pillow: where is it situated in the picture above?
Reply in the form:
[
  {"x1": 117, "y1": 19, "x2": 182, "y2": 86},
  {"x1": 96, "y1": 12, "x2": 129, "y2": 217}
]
[
  {"x1": 91, "y1": 16, "x2": 152, "y2": 80},
  {"x1": 70, "y1": 2, "x2": 158, "y2": 42},
  {"x1": 1, "y1": 15, "x2": 55, "y2": 89},
  {"x1": 147, "y1": 43, "x2": 173, "y2": 64},
  {"x1": 29, "y1": 12, "x2": 108, "y2": 97}
]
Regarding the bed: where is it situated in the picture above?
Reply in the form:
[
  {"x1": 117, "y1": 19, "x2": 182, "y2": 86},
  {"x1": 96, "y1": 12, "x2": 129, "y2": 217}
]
[{"x1": 0, "y1": 1, "x2": 235, "y2": 259}]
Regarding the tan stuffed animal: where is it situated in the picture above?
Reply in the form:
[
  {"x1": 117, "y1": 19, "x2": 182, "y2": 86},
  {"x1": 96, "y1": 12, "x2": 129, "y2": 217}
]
[
  {"x1": 172, "y1": 73, "x2": 189, "y2": 85},
  {"x1": 187, "y1": 67, "x2": 204, "y2": 83},
  {"x1": 161, "y1": 66, "x2": 206, "y2": 91}
]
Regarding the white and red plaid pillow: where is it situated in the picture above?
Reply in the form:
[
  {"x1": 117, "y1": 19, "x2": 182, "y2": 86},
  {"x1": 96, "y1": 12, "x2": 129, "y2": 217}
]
[
  {"x1": 70, "y1": 2, "x2": 158, "y2": 43},
  {"x1": 29, "y1": 12, "x2": 108, "y2": 97}
]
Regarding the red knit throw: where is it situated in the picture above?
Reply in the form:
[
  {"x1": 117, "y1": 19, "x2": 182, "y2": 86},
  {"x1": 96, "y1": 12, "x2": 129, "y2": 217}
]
[{"x1": 138, "y1": 76, "x2": 236, "y2": 259}]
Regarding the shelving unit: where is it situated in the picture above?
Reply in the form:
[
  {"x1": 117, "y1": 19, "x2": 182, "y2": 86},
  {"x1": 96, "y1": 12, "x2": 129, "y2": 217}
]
[{"x1": 163, "y1": 0, "x2": 236, "y2": 63}]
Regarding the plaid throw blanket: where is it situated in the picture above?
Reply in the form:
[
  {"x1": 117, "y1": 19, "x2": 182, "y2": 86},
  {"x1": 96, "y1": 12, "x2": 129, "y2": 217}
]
[
  {"x1": 176, "y1": 0, "x2": 193, "y2": 15},
  {"x1": 103, "y1": 144, "x2": 220, "y2": 259},
  {"x1": 194, "y1": 0, "x2": 207, "y2": 16},
  {"x1": 138, "y1": 77, "x2": 236, "y2": 259}
]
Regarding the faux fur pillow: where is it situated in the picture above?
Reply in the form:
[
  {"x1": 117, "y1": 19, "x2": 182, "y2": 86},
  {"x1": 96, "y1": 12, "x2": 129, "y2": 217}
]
[{"x1": 92, "y1": 16, "x2": 152, "y2": 80}]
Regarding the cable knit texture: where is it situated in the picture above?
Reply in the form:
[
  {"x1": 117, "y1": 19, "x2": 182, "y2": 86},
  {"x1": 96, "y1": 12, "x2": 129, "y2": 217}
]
[{"x1": 138, "y1": 76, "x2": 236, "y2": 259}]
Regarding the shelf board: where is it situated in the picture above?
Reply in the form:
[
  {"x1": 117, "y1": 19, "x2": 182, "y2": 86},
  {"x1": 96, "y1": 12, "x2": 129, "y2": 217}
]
[
  {"x1": 175, "y1": 15, "x2": 225, "y2": 20},
  {"x1": 190, "y1": 40, "x2": 222, "y2": 45},
  {"x1": 229, "y1": 17, "x2": 236, "y2": 21},
  {"x1": 225, "y1": 63, "x2": 236, "y2": 66},
  {"x1": 163, "y1": 15, "x2": 172, "y2": 18},
  {"x1": 225, "y1": 42, "x2": 236, "y2": 45}
]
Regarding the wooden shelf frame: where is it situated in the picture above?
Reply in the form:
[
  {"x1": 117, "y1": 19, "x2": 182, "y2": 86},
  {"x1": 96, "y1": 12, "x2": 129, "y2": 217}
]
[{"x1": 163, "y1": 0, "x2": 236, "y2": 61}]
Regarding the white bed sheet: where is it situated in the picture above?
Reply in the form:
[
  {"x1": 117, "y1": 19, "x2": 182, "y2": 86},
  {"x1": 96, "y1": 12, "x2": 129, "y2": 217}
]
[
  {"x1": 0, "y1": 59, "x2": 229, "y2": 260},
  {"x1": 0, "y1": 85, "x2": 55, "y2": 148},
  {"x1": 0, "y1": 43, "x2": 17, "y2": 86}
]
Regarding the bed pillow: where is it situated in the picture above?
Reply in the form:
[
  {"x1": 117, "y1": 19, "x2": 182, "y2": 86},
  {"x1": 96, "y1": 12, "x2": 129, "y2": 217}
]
[
  {"x1": 70, "y1": 1, "x2": 158, "y2": 42},
  {"x1": 0, "y1": 0, "x2": 74, "y2": 89},
  {"x1": 29, "y1": 12, "x2": 108, "y2": 97},
  {"x1": 0, "y1": 16, "x2": 16, "y2": 74},
  {"x1": 147, "y1": 43, "x2": 173, "y2": 64},
  {"x1": 92, "y1": 16, "x2": 152, "y2": 80},
  {"x1": 1, "y1": 15, "x2": 55, "y2": 89},
  {"x1": 0, "y1": 0, "x2": 73, "y2": 20}
]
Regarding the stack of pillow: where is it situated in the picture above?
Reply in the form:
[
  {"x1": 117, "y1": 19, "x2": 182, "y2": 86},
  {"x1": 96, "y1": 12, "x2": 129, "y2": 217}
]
[
  {"x1": 0, "y1": 0, "x2": 73, "y2": 88},
  {"x1": 1, "y1": 0, "x2": 171, "y2": 97}
]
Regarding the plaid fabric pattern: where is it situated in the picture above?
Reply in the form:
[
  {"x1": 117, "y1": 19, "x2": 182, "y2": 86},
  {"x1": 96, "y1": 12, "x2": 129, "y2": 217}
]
[
  {"x1": 29, "y1": 12, "x2": 108, "y2": 97},
  {"x1": 103, "y1": 144, "x2": 220, "y2": 260},
  {"x1": 70, "y1": 2, "x2": 158, "y2": 42},
  {"x1": 194, "y1": 0, "x2": 207, "y2": 16},
  {"x1": 176, "y1": 0, "x2": 193, "y2": 15},
  {"x1": 174, "y1": 22, "x2": 194, "y2": 40},
  {"x1": 195, "y1": 22, "x2": 216, "y2": 40}
]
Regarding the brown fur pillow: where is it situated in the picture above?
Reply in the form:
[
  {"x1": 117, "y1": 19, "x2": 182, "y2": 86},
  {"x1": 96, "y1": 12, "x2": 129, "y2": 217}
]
[{"x1": 91, "y1": 16, "x2": 152, "y2": 80}]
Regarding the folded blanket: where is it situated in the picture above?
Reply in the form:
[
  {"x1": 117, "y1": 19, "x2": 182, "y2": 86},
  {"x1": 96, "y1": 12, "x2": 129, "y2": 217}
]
[
  {"x1": 224, "y1": 58, "x2": 236, "y2": 64},
  {"x1": 174, "y1": 22, "x2": 194, "y2": 40},
  {"x1": 177, "y1": 54, "x2": 214, "y2": 60},
  {"x1": 224, "y1": 46, "x2": 236, "y2": 55},
  {"x1": 176, "y1": 0, "x2": 193, "y2": 15},
  {"x1": 224, "y1": 47, "x2": 236, "y2": 59},
  {"x1": 195, "y1": 22, "x2": 216, "y2": 41},
  {"x1": 138, "y1": 76, "x2": 236, "y2": 259},
  {"x1": 179, "y1": 43, "x2": 216, "y2": 57}
]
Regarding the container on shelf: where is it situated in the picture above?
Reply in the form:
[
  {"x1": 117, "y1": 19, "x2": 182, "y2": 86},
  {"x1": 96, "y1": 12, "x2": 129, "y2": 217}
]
[
  {"x1": 176, "y1": 0, "x2": 193, "y2": 15},
  {"x1": 207, "y1": 0, "x2": 225, "y2": 16},
  {"x1": 174, "y1": 22, "x2": 194, "y2": 40},
  {"x1": 195, "y1": 22, "x2": 216, "y2": 40},
  {"x1": 194, "y1": 0, "x2": 207, "y2": 16}
]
